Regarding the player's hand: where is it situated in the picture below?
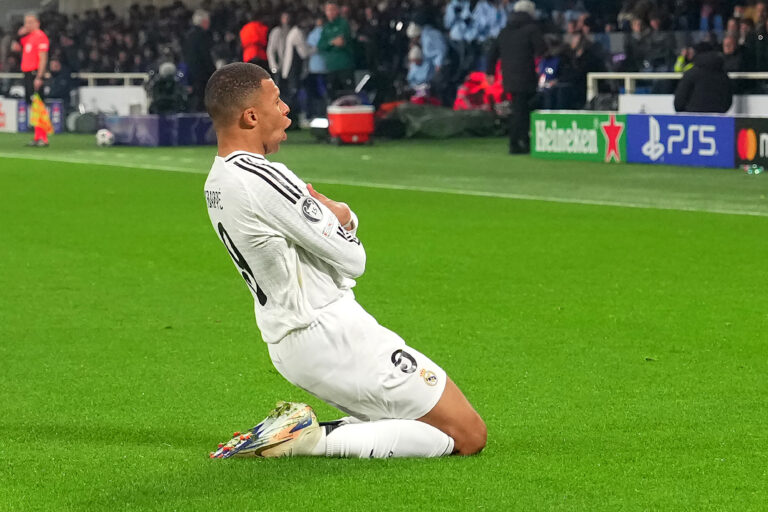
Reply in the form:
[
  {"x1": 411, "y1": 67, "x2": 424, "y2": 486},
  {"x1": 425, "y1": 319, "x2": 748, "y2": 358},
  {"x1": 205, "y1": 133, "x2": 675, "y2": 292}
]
[
  {"x1": 331, "y1": 36, "x2": 345, "y2": 47},
  {"x1": 307, "y1": 183, "x2": 352, "y2": 228},
  {"x1": 10, "y1": 41, "x2": 20, "y2": 52},
  {"x1": 33, "y1": 78, "x2": 43, "y2": 91}
]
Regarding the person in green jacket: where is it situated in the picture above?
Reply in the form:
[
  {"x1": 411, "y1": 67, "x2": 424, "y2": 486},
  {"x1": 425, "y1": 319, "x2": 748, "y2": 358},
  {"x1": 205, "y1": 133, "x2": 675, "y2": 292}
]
[{"x1": 318, "y1": 2, "x2": 355, "y2": 100}]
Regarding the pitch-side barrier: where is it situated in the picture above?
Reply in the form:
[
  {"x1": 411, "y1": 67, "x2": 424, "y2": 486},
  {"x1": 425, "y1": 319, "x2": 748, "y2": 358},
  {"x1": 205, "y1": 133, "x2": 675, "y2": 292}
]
[
  {"x1": 0, "y1": 72, "x2": 150, "y2": 132},
  {"x1": 531, "y1": 110, "x2": 768, "y2": 170}
]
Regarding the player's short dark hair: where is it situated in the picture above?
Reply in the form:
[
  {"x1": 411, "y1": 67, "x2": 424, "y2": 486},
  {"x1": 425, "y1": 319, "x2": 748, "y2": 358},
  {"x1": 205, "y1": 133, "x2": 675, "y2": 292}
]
[{"x1": 204, "y1": 62, "x2": 271, "y2": 125}]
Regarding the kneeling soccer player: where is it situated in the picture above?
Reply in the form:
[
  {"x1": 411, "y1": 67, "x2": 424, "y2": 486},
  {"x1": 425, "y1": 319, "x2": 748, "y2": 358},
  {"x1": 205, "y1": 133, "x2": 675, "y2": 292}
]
[{"x1": 203, "y1": 63, "x2": 486, "y2": 459}]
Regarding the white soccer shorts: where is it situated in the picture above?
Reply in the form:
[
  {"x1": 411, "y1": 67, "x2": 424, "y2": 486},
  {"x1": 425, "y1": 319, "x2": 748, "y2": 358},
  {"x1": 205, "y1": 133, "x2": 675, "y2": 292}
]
[{"x1": 267, "y1": 295, "x2": 447, "y2": 421}]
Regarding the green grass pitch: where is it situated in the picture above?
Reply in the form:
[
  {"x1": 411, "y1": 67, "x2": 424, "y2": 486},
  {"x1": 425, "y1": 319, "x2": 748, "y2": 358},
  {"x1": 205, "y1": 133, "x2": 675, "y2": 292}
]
[{"x1": 1, "y1": 132, "x2": 767, "y2": 510}]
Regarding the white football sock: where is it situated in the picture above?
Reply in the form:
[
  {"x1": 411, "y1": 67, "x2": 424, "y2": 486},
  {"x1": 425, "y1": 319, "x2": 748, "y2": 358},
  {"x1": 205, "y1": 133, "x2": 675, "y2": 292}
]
[{"x1": 318, "y1": 420, "x2": 454, "y2": 458}]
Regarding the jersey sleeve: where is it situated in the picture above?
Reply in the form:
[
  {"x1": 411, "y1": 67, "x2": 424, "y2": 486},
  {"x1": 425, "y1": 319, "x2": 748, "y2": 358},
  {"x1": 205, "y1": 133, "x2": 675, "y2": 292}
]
[
  {"x1": 231, "y1": 156, "x2": 366, "y2": 278},
  {"x1": 38, "y1": 33, "x2": 49, "y2": 52}
]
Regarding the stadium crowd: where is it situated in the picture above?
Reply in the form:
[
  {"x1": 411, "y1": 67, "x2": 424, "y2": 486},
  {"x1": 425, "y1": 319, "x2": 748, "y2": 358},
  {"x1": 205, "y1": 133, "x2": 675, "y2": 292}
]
[{"x1": 1, "y1": 0, "x2": 767, "y2": 117}]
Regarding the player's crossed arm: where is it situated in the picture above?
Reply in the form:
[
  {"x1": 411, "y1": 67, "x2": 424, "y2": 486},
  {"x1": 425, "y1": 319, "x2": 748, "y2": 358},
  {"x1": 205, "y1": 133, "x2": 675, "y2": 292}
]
[
  {"x1": 307, "y1": 183, "x2": 357, "y2": 233},
  {"x1": 234, "y1": 158, "x2": 365, "y2": 278}
]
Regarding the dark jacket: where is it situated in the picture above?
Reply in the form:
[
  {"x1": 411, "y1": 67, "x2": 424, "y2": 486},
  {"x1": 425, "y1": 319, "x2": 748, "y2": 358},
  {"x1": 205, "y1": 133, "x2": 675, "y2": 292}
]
[
  {"x1": 487, "y1": 12, "x2": 545, "y2": 93},
  {"x1": 622, "y1": 29, "x2": 649, "y2": 71},
  {"x1": 723, "y1": 48, "x2": 745, "y2": 72},
  {"x1": 645, "y1": 29, "x2": 677, "y2": 70},
  {"x1": 183, "y1": 26, "x2": 215, "y2": 85},
  {"x1": 557, "y1": 40, "x2": 606, "y2": 108},
  {"x1": 674, "y1": 51, "x2": 733, "y2": 113}
]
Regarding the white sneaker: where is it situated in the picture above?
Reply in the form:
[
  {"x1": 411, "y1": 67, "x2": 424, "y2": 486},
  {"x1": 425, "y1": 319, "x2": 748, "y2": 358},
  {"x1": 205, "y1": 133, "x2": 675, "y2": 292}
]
[{"x1": 210, "y1": 401, "x2": 322, "y2": 458}]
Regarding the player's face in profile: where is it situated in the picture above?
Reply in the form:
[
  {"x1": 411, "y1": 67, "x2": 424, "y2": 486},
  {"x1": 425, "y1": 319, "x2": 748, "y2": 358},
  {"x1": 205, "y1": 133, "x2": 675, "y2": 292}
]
[{"x1": 253, "y1": 79, "x2": 291, "y2": 155}]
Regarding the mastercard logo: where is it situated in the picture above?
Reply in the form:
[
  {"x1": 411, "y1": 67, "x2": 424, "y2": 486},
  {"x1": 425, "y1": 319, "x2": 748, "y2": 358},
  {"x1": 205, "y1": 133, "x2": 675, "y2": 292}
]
[{"x1": 737, "y1": 128, "x2": 758, "y2": 160}]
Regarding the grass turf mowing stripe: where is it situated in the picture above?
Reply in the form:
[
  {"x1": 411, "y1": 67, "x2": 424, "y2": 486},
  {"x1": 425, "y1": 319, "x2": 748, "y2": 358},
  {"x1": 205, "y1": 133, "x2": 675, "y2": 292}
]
[{"x1": 3, "y1": 151, "x2": 768, "y2": 219}]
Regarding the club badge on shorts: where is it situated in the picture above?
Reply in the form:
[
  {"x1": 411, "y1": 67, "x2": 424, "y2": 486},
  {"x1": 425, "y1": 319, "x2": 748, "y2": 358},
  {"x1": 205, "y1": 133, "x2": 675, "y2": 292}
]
[{"x1": 420, "y1": 369, "x2": 438, "y2": 386}]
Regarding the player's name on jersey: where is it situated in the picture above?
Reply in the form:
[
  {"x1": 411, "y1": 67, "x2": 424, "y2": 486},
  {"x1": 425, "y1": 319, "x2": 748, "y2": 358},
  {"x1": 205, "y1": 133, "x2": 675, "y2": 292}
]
[{"x1": 205, "y1": 189, "x2": 223, "y2": 210}]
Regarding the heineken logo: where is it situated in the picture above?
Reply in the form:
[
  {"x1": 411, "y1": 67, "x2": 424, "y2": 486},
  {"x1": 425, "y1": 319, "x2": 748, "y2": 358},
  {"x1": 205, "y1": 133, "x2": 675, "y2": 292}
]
[{"x1": 535, "y1": 120, "x2": 598, "y2": 155}]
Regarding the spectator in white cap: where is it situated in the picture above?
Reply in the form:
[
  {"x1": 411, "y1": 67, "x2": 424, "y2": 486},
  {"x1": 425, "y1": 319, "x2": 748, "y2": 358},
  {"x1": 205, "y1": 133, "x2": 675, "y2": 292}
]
[
  {"x1": 406, "y1": 21, "x2": 447, "y2": 95},
  {"x1": 407, "y1": 44, "x2": 431, "y2": 88},
  {"x1": 513, "y1": 0, "x2": 536, "y2": 17}
]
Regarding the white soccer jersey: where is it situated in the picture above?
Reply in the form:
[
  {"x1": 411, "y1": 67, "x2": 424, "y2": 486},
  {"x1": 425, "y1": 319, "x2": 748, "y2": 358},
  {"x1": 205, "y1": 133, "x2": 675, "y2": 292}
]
[{"x1": 204, "y1": 150, "x2": 365, "y2": 343}]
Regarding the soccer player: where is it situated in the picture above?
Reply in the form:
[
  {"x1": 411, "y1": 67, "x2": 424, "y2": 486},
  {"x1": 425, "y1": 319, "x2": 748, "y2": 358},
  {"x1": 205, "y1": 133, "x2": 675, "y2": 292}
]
[
  {"x1": 18, "y1": 12, "x2": 50, "y2": 147},
  {"x1": 204, "y1": 63, "x2": 486, "y2": 459}
]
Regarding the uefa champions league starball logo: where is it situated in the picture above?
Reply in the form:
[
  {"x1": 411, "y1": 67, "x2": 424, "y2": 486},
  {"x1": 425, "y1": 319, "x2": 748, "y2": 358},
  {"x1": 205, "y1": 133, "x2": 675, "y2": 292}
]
[{"x1": 301, "y1": 197, "x2": 323, "y2": 223}]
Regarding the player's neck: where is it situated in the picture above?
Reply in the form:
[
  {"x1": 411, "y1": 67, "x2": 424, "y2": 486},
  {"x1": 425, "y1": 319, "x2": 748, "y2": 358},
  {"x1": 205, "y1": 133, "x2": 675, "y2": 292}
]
[{"x1": 216, "y1": 128, "x2": 266, "y2": 158}]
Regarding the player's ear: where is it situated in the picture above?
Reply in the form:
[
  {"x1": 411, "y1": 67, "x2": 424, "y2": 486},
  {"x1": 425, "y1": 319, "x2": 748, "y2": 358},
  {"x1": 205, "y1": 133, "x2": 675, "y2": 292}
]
[{"x1": 242, "y1": 107, "x2": 259, "y2": 128}]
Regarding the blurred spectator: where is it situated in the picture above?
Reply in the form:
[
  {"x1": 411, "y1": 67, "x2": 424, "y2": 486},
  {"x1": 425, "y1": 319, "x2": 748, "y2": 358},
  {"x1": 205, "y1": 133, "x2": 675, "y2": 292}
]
[
  {"x1": 46, "y1": 57, "x2": 74, "y2": 108},
  {"x1": 646, "y1": 12, "x2": 676, "y2": 71},
  {"x1": 57, "y1": 34, "x2": 79, "y2": 73},
  {"x1": 306, "y1": 15, "x2": 328, "y2": 118},
  {"x1": 0, "y1": 27, "x2": 8, "y2": 71},
  {"x1": 183, "y1": 9, "x2": 215, "y2": 112},
  {"x1": 756, "y1": 18, "x2": 768, "y2": 70},
  {"x1": 473, "y1": 0, "x2": 501, "y2": 44},
  {"x1": 674, "y1": 42, "x2": 733, "y2": 113},
  {"x1": 357, "y1": 6, "x2": 384, "y2": 73},
  {"x1": 149, "y1": 61, "x2": 186, "y2": 114},
  {"x1": 555, "y1": 32, "x2": 606, "y2": 108},
  {"x1": 407, "y1": 45, "x2": 430, "y2": 88},
  {"x1": 674, "y1": 44, "x2": 695, "y2": 72},
  {"x1": 738, "y1": 17, "x2": 757, "y2": 69},
  {"x1": 752, "y1": 1, "x2": 768, "y2": 25},
  {"x1": 616, "y1": 1, "x2": 636, "y2": 31},
  {"x1": 407, "y1": 20, "x2": 448, "y2": 101},
  {"x1": 318, "y1": 2, "x2": 355, "y2": 100},
  {"x1": 723, "y1": 34, "x2": 746, "y2": 72},
  {"x1": 445, "y1": 0, "x2": 477, "y2": 80},
  {"x1": 487, "y1": 0, "x2": 545, "y2": 154},
  {"x1": 267, "y1": 12, "x2": 292, "y2": 82},
  {"x1": 240, "y1": 12, "x2": 269, "y2": 69},
  {"x1": 537, "y1": 35, "x2": 565, "y2": 109},
  {"x1": 623, "y1": 17, "x2": 650, "y2": 71},
  {"x1": 282, "y1": 13, "x2": 314, "y2": 126},
  {"x1": 5, "y1": 0, "x2": 768, "y2": 120}
]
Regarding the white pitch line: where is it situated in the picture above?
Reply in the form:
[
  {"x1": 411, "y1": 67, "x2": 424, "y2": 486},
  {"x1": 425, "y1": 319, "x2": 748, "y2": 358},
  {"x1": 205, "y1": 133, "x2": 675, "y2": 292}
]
[
  {"x1": 304, "y1": 179, "x2": 768, "y2": 218},
  {"x1": 2, "y1": 152, "x2": 768, "y2": 219}
]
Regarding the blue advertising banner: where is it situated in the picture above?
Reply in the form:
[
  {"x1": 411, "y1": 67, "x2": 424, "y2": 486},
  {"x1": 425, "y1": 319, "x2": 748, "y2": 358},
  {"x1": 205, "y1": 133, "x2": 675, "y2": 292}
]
[
  {"x1": 176, "y1": 114, "x2": 216, "y2": 145},
  {"x1": 626, "y1": 114, "x2": 735, "y2": 168},
  {"x1": 105, "y1": 114, "x2": 214, "y2": 146}
]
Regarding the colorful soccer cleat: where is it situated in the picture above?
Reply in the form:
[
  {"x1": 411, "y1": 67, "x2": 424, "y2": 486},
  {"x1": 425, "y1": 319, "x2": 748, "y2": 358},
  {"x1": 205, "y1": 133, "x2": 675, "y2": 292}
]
[{"x1": 210, "y1": 401, "x2": 322, "y2": 459}]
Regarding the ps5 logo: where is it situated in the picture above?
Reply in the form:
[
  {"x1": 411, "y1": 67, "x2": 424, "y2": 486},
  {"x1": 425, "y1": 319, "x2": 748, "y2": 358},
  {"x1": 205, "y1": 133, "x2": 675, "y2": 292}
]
[
  {"x1": 641, "y1": 116, "x2": 717, "y2": 161},
  {"x1": 642, "y1": 117, "x2": 665, "y2": 161}
]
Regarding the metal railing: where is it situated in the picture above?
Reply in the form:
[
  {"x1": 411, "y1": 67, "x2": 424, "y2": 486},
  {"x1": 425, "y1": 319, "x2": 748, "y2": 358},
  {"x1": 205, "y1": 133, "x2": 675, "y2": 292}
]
[
  {"x1": 586, "y1": 71, "x2": 768, "y2": 102},
  {"x1": 0, "y1": 71, "x2": 149, "y2": 86}
]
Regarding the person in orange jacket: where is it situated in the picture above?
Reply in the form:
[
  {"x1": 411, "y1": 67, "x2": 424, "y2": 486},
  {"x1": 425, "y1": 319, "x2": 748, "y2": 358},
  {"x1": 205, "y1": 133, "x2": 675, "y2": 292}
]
[{"x1": 240, "y1": 11, "x2": 269, "y2": 69}]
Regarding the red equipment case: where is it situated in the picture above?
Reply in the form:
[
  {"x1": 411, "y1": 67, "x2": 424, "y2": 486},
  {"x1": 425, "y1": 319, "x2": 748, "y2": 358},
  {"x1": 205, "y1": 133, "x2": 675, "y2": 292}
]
[{"x1": 327, "y1": 105, "x2": 374, "y2": 144}]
